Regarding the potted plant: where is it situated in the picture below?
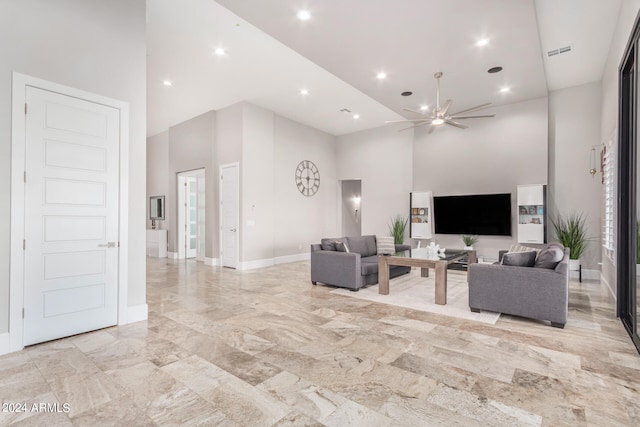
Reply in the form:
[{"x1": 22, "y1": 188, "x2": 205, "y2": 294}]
[
  {"x1": 461, "y1": 234, "x2": 479, "y2": 250},
  {"x1": 388, "y1": 215, "x2": 408, "y2": 245},
  {"x1": 552, "y1": 213, "x2": 587, "y2": 271}
]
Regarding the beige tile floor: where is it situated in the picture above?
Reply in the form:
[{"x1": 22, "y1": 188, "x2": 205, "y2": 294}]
[{"x1": 1, "y1": 258, "x2": 639, "y2": 426}]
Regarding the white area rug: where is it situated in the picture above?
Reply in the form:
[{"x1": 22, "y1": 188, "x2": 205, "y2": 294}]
[{"x1": 330, "y1": 269, "x2": 501, "y2": 325}]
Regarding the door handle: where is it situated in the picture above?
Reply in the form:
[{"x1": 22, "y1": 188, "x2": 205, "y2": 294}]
[
  {"x1": 98, "y1": 242, "x2": 116, "y2": 248},
  {"x1": 230, "y1": 228, "x2": 237, "y2": 232}
]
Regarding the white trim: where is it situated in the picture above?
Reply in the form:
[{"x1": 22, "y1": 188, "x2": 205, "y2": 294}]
[
  {"x1": 204, "y1": 257, "x2": 219, "y2": 266},
  {"x1": 126, "y1": 304, "x2": 148, "y2": 324},
  {"x1": 167, "y1": 251, "x2": 179, "y2": 259},
  {"x1": 600, "y1": 272, "x2": 617, "y2": 301},
  {"x1": 0, "y1": 333, "x2": 9, "y2": 356},
  {"x1": 570, "y1": 269, "x2": 600, "y2": 281},
  {"x1": 9, "y1": 73, "x2": 129, "y2": 352},
  {"x1": 274, "y1": 253, "x2": 310, "y2": 264},
  {"x1": 239, "y1": 253, "x2": 310, "y2": 270}
]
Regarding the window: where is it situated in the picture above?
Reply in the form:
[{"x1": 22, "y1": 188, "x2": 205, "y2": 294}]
[{"x1": 603, "y1": 133, "x2": 616, "y2": 260}]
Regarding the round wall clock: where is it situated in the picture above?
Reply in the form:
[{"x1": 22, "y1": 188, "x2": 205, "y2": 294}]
[{"x1": 295, "y1": 160, "x2": 320, "y2": 197}]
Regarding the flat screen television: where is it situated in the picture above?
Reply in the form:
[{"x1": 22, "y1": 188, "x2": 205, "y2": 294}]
[{"x1": 433, "y1": 193, "x2": 511, "y2": 236}]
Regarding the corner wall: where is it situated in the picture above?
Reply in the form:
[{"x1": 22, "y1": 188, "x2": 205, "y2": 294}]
[
  {"x1": 337, "y1": 126, "x2": 413, "y2": 240},
  {"x1": 600, "y1": 0, "x2": 640, "y2": 298},
  {"x1": 0, "y1": 0, "x2": 147, "y2": 335},
  {"x1": 548, "y1": 82, "x2": 603, "y2": 271}
]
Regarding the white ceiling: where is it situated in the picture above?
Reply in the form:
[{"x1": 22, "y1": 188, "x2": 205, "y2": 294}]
[{"x1": 147, "y1": 0, "x2": 622, "y2": 138}]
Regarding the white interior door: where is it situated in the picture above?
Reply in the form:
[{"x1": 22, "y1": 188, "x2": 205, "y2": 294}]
[
  {"x1": 196, "y1": 171, "x2": 205, "y2": 262},
  {"x1": 220, "y1": 163, "x2": 239, "y2": 269},
  {"x1": 178, "y1": 174, "x2": 198, "y2": 259},
  {"x1": 23, "y1": 86, "x2": 120, "y2": 346}
]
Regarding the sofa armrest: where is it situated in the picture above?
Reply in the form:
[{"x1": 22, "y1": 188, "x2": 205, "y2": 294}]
[
  {"x1": 468, "y1": 263, "x2": 568, "y2": 324},
  {"x1": 311, "y1": 251, "x2": 362, "y2": 290},
  {"x1": 498, "y1": 250, "x2": 508, "y2": 262},
  {"x1": 395, "y1": 244, "x2": 410, "y2": 252}
]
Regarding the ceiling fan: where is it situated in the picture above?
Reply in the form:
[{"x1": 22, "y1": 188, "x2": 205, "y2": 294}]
[{"x1": 386, "y1": 72, "x2": 494, "y2": 132}]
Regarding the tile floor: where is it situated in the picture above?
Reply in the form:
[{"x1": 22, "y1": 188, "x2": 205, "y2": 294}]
[{"x1": 1, "y1": 258, "x2": 639, "y2": 426}]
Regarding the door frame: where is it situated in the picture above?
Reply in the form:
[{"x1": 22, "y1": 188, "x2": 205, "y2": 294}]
[
  {"x1": 177, "y1": 168, "x2": 205, "y2": 260},
  {"x1": 9, "y1": 73, "x2": 129, "y2": 353},
  {"x1": 219, "y1": 162, "x2": 239, "y2": 269}
]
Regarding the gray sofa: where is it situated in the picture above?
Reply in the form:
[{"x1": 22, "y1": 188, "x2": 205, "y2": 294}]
[
  {"x1": 467, "y1": 244, "x2": 570, "y2": 328},
  {"x1": 310, "y1": 235, "x2": 411, "y2": 291}
]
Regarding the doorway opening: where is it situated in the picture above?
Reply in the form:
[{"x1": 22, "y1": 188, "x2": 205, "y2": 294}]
[
  {"x1": 341, "y1": 180, "x2": 362, "y2": 237},
  {"x1": 177, "y1": 169, "x2": 205, "y2": 261}
]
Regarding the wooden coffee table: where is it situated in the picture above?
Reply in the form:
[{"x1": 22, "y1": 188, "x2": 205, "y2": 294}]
[{"x1": 378, "y1": 248, "x2": 476, "y2": 305}]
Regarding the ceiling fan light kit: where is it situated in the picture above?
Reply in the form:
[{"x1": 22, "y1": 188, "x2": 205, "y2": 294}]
[{"x1": 385, "y1": 72, "x2": 495, "y2": 132}]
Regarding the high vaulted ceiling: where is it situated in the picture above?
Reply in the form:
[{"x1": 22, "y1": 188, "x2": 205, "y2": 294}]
[{"x1": 146, "y1": 0, "x2": 622, "y2": 138}]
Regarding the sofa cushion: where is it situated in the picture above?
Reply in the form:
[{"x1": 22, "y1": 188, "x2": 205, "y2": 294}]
[
  {"x1": 376, "y1": 236, "x2": 395, "y2": 255},
  {"x1": 347, "y1": 235, "x2": 377, "y2": 256},
  {"x1": 534, "y1": 245, "x2": 564, "y2": 269},
  {"x1": 361, "y1": 256, "x2": 379, "y2": 275},
  {"x1": 501, "y1": 251, "x2": 537, "y2": 267}
]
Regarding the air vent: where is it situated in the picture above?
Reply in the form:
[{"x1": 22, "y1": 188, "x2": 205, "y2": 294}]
[
  {"x1": 339, "y1": 108, "x2": 352, "y2": 113},
  {"x1": 547, "y1": 45, "x2": 572, "y2": 58}
]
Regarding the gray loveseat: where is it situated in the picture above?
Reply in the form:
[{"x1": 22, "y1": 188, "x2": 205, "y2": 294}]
[
  {"x1": 467, "y1": 243, "x2": 570, "y2": 328},
  {"x1": 310, "y1": 235, "x2": 410, "y2": 291}
]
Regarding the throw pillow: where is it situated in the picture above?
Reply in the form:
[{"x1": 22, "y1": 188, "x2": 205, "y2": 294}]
[
  {"x1": 376, "y1": 236, "x2": 395, "y2": 255},
  {"x1": 501, "y1": 251, "x2": 537, "y2": 267},
  {"x1": 321, "y1": 240, "x2": 337, "y2": 251},
  {"x1": 508, "y1": 245, "x2": 541, "y2": 254},
  {"x1": 534, "y1": 245, "x2": 564, "y2": 269},
  {"x1": 335, "y1": 241, "x2": 350, "y2": 253}
]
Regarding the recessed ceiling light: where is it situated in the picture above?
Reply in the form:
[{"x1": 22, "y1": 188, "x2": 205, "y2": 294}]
[
  {"x1": 353, "y1": 114, "x2": 360, "y2": 119},
  {"x1": 300, "y1": 88, "x2": 309, "y2": 95},
  {"x1": 420, "y1": 105, "x2": 429, "y2": 111},
  {"x1": 401, "y1": 91, "x2": 413, "y2": 97},
  {"x1": 162, "y1": 80, "x2": 172, "y2": 87},
  {"x1": 476, "y1": 38, "x2": 490, "y2": 47},
  {"x1": 500, "y1": 87, "x2": 511, "y2": 93},
  {"x1": 214, "y1": 48, "x2": 226, "y2": 56},
  {"x1": 488, "y1": 66, "x2": 503, "y2": 74},
  {"x1": 297, "y1": 10, "x2": 311, "y2": 21},
  {"x1": 432, "y1": 118, "x2": 444, "y2": 125},
  {"x1": 376, "y1": 72, "x2": 387, "y2": 80}
]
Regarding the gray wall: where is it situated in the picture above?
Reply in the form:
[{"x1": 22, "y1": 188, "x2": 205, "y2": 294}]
[
  {"x1": 337, "y1": 126, "x2": 414, "y2": 242},
  {"x1": 274, "y1": 115, "x2": 338, "y2": 256},
  {"x1": 166, "y1": 111, "x2": 216, "y2": 257},
  {"x1": 413, "y1": 98, "x2": 548, "y2": 260},
  {"x1": 341, "y1": 180, "x2": 362, "y2": 237},
  {"x1": 548, "y1": 82, "x2": 603, "y2": 270},
  {"x1": 600, "y1": 0, "x2": 640, "y2": 297},
  {"x1": 147, "y1": 131, "x2": 169, "y2": 229},
  {"x1": 0, "y1": 0, "x2": 147, "y2": 333}
]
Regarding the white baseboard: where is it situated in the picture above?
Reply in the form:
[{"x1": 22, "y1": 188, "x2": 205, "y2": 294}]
[
  {"x1": 570, "y1": 269, "x2": 600, "y2": 281},
  {"x1": 239, "y1": 252, "x2": 309, "y2": 270},
  {"x1": 239, "y1": 258, "x2": 274, "y2": 270},
  {"x1": 274, "y1": 253, "x2": 310, "y2": 264},
  {"x1": 167, "y1": 252, "x2": 178, "y2": 259},
  {"x1": 204, "y1": 257, "x2": 219, "y2": 266},
  {"x1": 126, "y1": 304, "x2": 148, "y2": 324},
  {"x1": 0, "y1": 332, "x2": 10, "y2": 356},
  {"x1": 600, "y1": 272, "x2": 617, "y2": 302}
]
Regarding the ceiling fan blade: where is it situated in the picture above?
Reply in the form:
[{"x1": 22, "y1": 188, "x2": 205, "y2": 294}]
[
  {"x1": 398, "y1": 121, "x2": 431, "y2": 132},
  {"x1": 445, "y1": 119, "x2": 468, "y2": 129},
  {"x1": 427, "y1": 125, "x2": 436, "y2": 134},
  {"x1": 385, "y1": 119, "x2": 431, "y2": 124},
  {"x1": 440, "y1": 99, "x2": 452, "y2": 115},
  {"x1": 402, "y1": 108, "x2": 428, "y2": 116},
  {"x1": 450, "y1": 114, "x2": 495, "y2": 119},
  {"x1": 449, "y1": 102, "x2": 492, "y2": 117}
]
